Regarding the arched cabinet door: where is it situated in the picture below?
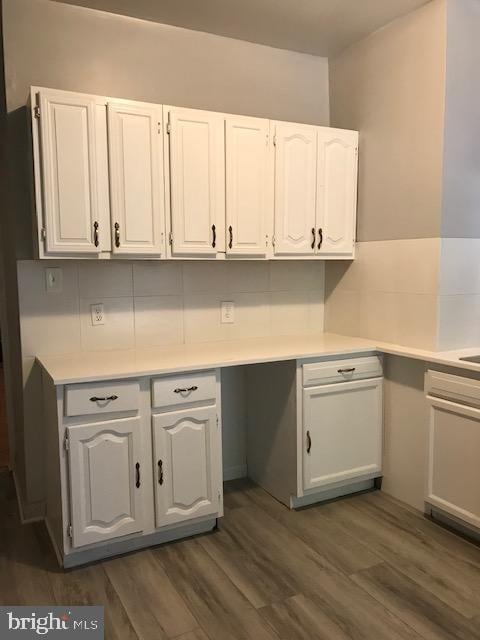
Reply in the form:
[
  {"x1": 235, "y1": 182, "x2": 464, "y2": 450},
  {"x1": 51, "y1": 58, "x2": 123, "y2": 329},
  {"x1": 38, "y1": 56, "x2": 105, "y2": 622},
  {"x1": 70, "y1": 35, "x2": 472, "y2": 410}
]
[
  {"x1": 67, "y1": 417, "x2": 144, "y2": 548},
  {"x1": 316, "y1": 128, "x2": 358, "y2": 257},
  {"x1": 273, "y1": 121, "x2": 317, "y2": 256},
  {"x1": 153, "y1": 406, "x2": 220, "y2": 528}
]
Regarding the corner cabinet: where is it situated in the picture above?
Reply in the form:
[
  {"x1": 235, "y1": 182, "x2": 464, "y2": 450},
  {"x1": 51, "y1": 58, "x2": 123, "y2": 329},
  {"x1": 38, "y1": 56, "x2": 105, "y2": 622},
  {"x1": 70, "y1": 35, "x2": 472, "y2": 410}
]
[{"x1": 31, "y1": 86, "x2": 358, "y2": 261}]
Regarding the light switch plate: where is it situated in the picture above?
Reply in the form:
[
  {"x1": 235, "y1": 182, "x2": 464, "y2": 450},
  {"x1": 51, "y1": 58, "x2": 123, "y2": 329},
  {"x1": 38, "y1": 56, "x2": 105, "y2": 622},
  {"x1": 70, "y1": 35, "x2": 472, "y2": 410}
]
[
  {"x1": 221, "y1": 301, "x2": 235, "y2": 324},
  {"x1": 90, "y1": 303, "x2": 105, "y2": 326},
  {"x1": 45, "y1": 268, "x2": 63, "y2": 293}
]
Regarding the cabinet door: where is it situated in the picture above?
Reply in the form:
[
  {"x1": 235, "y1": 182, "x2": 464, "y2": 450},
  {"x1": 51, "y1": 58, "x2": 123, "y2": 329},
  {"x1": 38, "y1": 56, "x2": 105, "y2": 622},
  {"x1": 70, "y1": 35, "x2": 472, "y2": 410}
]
[
  {"x1": 167, "y1": 107, "x2": 225, "y2": 256},
  {"x1": 303, "y1": 378, "x2": 383, "y2": 491},
  {"x1": 427, "y1": 397, "x2": 480, "y2": 529},
  {"x1": 153, "y1": 406, "x2": 220, "y2": 527},
  {"x1": 225, "y1": 116, "x2": 270, "y2": 256},
  {"x1": 273, "y1": 122, "x2": 317, "y2": 256},
  {"x1": 67, "y1": 417, "x2": 143, "y2": 548},
  {"x1": 316, "y1": 128, "x2": 358, "y2": 257},
  {"x1": 107, "y1": 101, "x2": 165, "y2": 256},
  {"x1": 37, "y1": 90, "x2": 102, "y2": 254}
]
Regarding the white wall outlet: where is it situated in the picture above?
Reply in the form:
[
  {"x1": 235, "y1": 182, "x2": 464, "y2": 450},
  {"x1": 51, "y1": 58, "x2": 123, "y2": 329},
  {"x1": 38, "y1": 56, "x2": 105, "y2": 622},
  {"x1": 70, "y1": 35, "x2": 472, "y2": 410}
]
[
  {"x1": 90, "y1": 303, "x2": 105, "y2": 326},
  {"x1": 45, "y1": 267, "x2": 63, "y2": 293},
  {"x1": 221, "y1": 301, "x2": 235, "y2": 324}
]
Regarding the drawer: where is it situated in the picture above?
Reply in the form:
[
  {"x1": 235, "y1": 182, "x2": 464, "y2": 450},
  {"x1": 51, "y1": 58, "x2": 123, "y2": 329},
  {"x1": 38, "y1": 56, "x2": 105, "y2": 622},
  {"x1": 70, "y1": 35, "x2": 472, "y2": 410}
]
[
  {"x1": 303, "y1": 355, "x2": 383, "y2": 387},
  {"x1": 152, "y1": 370, "x2": 216, "y2": 410},
  {"x1": 64, "y1": 379, "x2": 140, "y2": 417},
  {"x1": 425, "y1": 370, "x2": 480, "y2": 407}
]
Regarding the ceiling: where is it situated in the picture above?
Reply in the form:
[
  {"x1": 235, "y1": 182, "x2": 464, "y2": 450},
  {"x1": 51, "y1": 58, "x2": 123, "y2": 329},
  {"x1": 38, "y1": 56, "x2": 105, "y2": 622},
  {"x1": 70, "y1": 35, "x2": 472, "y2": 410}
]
[{"x1": 51, "y1": 0, "x2": 431, "y2": 56}]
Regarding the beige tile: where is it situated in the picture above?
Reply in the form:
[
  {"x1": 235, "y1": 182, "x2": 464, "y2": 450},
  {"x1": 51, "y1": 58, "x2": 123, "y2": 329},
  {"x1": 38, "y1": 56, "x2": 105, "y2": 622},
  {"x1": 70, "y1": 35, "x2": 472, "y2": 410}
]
[
  {"x1": 270, "y1": 291, "x2": 310, "y2": 336},
  {"x1": 78, "y1": 262, "x2": 133, "y2": 298},
  {"x1": 133, "y1": 262, "x2": 182, "y2": 297},
  {"x1": 182, "y1": 262, "x2": 228, "y2": 294},
  {"x1": 183, "y1": 294, "x2": 229, "y2": 343},
  {"x1": 307, "y1": 291, "x2": 325, "y2": 333},
  {"x1": 134, "y1": 296, "x2": 183, "y2": 347},
  {"x1": 390, "y1": 292, "x2": 438, "y2": 350},
  {"x1": 17, "y1": 260, "x2": 81, "y2": 356},
  {"x1": 226, "y1": 261, "x2": 270, "y2": 293},
  {"x1": 230, "y1": 293, "x2": 270, "y2": 339},
  {"x1": 439, "y1": 238, "x2": 480, "y2": 295},
  {"x1": 269, "y1": 262, "x2": 325, "y2": 292},
  {"x1": 325, "y1": 289, "x2": 363, "y2": 337},
  {"x1": 80, "y1": 297, "x2": 134, "y2": 351},
  {"x1": 438, "y1": 294, "x2": 480, "y2": 350}
]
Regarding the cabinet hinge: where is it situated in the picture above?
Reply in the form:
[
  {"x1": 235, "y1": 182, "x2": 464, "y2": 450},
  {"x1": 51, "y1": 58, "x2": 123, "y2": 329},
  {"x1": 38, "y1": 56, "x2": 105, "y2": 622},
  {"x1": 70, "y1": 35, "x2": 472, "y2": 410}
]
[
  {"x1": 216, "y1": 414, "x2": 219, "y2": 428},
  {"x1": 272, "y1": 235, "x2": 275, "y2": 247},
  {"x1": 168, "y1": 231, "x2": 173, "y2": 246},
  {"x1": 34, "y1": 105, "x2": 40, "y2": 119},
  {"x1": 67, "y1": 524, "x2": 73, "y2": 539},
  {"x1": 40, "y1": 228, "x2": 46, "y2": 243},
  {"x1": 158, "y1": 121, "x2": 162, "y2": 134},
  {"x1": 273, "y1": 134, "x2": 276, "y2": 147},
  {"x1": 218, "y1": 491, "x2": 221, "y2": 503},
  {"x1": 63, "y1": 433, "x2": 70, "y2": 451},
  {"x1": 166, "y1": 122, "x2": 171, "y2": 135}
]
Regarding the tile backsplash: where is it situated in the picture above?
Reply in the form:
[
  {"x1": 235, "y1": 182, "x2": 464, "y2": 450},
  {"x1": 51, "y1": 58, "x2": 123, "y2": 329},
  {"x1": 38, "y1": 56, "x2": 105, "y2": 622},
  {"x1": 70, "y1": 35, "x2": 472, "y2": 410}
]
[{"x1": 17, "y1": 260, "x2": 325, "y2": 357}]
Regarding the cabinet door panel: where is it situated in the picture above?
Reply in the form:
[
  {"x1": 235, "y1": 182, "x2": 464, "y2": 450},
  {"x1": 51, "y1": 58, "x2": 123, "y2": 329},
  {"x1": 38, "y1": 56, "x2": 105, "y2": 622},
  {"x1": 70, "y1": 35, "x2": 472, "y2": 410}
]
[
  {"x1": 226, "y1": 116, "x2": 270, "y2": 256},
  {"x1": 316, "y1": 128, "x2": 358, "y2": 257},
  {"x1": 108, "y1": 102, "x2": 165, "y2": 255},
  {"x1": 303, "y1": 378, "x2": 382, "y2": 491},
  {"x1": 274, "y1": 122, "x2": 317, "y2": 256},
  {"x1": 427, "y1": 397, "x2": 480, "y2": 529},
  {"x1": 67, "y1": 417, "x2": 143, "y2": 547},
  {"x1": 153, "y1": 406, "x2": 219, "y2": 527},
  {"x1": 168, "y1": 108, "x2": 225, "y2": 255},
  {"x1": 38, "y1": 90, "x2": 100, "y2": 254}
]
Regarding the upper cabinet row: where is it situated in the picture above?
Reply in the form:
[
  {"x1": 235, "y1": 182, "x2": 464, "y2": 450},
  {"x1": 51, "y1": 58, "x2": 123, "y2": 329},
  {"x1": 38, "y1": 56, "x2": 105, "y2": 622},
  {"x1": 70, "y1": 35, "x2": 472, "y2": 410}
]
[{"x1": 30, "y1": 87, "x2": 358, "y2": 260}]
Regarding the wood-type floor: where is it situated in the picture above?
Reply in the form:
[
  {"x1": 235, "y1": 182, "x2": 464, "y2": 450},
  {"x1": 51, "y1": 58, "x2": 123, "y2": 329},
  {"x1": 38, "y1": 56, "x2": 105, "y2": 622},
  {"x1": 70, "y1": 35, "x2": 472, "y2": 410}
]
[{"x1": 1, "y1": 473, "x2": 480, "y2": 639}]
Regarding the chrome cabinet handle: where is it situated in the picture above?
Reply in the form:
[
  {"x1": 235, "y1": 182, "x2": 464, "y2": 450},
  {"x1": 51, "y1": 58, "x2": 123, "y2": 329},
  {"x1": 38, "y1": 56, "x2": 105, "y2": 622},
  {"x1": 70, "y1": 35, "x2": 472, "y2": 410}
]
[
  {"x1": 228, "y1": 225, "x2": 233, "y2": 249},
  {"x1": 311, "y1": 228, "x2": 315, "y2": 250},
  {"x1": 89, "y1": 395, "x2": 118, "y2": 402},
  {"x1": 174, "y1": 385, "x2": 198, "y2": 394},
  {"x1": 93, "y1": 221, "x2": 99, "y2": 248},
  {"x1": 212, "y1": 224, "x2": 216, "y2": 248},
  {"x1": 306, "y1": 430, "x2": 312, "y2": 454},
  {"x1": 337, "y1": 367, "x2": 356, "y2": 374},
  {"x1": 317, "y1": 228, "x2": 323, "y2": 250},
  {"x1": 135, "y1": 462, "x2": 141, "y2": 488},
  {"x1": 158, "y1": 460, "x2": 164, "y2": 485},
  {"x1": 114, "y1": 222, "x2": 120, "y2": 248}
]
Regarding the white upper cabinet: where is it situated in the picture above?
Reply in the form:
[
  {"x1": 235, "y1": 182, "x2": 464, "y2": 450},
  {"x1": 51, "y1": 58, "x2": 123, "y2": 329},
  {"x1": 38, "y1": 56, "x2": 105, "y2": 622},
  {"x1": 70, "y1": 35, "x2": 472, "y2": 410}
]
[
  {"x1": 166, "y1": 106, "x2": 225, "y2": 256},
  {"x1": 67, "y1": 417, "x2": 144, "y2": 548},
  {"x1": 153, "y1": 405, "x2": 220, "y2": 527},
  {"x1": 316, "y1": 128, "x2": 358, "y2": 257},
  {"x1": 35, "y1": 89, "x2": 107, "y2": 255},
  {"x1": 273, "y1": 122, "x2": 317, "y2": 256},
  {"x1": 225, "y1": 116, "x2": 271, "y2": 257},
  {"x1": 107, "y1": 101, "x2": 165, "y2": 256}
]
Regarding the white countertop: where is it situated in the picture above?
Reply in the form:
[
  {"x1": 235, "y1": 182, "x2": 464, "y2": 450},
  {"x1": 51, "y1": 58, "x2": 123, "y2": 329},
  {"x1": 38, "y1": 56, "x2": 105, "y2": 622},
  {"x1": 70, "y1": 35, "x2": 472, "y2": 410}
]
[{"x1": 36, "y1": 332, "x2": 480, "y2": 385}]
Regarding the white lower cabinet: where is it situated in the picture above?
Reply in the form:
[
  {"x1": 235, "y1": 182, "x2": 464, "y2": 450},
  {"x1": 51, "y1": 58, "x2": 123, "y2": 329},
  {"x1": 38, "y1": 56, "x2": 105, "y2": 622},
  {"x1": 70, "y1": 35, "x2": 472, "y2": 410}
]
[
  {"x1": 303, "y1": 378, "x2": 383, "y2": 491},
  {"x1": 66, "y1": 417, "x2": 144, "y2": 548},
  {"x1": 152, "y1": 406, "x2": 220, "y2": 527}
]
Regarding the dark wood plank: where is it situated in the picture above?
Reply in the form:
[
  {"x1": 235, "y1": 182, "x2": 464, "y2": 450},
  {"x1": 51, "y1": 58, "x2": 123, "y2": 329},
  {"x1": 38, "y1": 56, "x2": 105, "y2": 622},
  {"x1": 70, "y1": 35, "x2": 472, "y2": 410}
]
[
  {"x1": 172, "y1": 629, "x2": 210, "y2": 640},
  {"x1": 352, "y1": 562, "x2": 480, "y2": 640},
  {"x1": 154, "y1": 538, "x2": 280, "y2": 640},
  {"x1": 104, "y1": 549, "x2": 198, "y2": 639}
]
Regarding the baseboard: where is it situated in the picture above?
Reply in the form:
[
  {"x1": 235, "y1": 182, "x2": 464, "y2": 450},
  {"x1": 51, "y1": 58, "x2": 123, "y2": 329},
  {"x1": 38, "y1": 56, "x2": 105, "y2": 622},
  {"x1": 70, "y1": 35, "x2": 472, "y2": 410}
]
[
  {"x1": 290, "y1": 479, "x2": 375, "y2": 509},
  {"x1": 12, "y1": 467, "x2": 45, "y2": 523},
  {"x1": 223, "y1": 464, "x2": 247, "y2": 482}
]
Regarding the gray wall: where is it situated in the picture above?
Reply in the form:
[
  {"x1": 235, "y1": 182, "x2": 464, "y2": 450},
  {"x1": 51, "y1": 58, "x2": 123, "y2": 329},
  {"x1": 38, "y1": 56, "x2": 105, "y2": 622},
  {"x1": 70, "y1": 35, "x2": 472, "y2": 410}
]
[{"x1": 2, "y1": 0, "x2": 329, "y2": 510}]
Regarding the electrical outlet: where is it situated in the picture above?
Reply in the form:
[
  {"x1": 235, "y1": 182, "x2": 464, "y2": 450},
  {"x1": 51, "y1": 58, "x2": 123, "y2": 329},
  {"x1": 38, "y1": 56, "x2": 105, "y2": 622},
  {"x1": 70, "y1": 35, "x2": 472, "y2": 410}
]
[
  {"x1": 45, "y1": 268, "x2": 63, "y2": 293},
  {"x1": 90, "y1": 303, "x2": 105, "y2": 326},
  {"x1": 221, "y1": 301, "x2": 235, "y2": 324}
]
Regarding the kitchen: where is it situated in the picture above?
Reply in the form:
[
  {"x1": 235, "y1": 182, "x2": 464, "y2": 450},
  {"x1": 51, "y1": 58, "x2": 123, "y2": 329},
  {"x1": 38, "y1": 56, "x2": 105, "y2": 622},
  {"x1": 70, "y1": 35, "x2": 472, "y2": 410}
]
[{"x1": 1, "y1": 0, "x2": 480, "y2": 638}]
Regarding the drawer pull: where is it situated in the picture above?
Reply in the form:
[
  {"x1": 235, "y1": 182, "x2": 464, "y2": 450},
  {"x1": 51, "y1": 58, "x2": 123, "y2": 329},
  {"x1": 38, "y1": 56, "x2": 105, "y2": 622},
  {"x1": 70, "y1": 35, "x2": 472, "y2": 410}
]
[
  {"x1": 337, "y1": 367, "x2": 356, "y2": 374},
  {"x1": 306, "y1": 430, "x2": 312, "y2": 454},
  {"x1": 135, "y1": 462, "x2": 141, "y2": 488},
  {"x1": 173, "y1": 386, "x2": 198, "y2": 394},
  {"x1": 212, "y1": 224, "x2": 216, "y2": 248},
  {"x1": 89, "y1": 395, "x2": 119, "y2": 402},
  {"x1": 158, "y1": 459, "x2": 164, "y2": 485}
]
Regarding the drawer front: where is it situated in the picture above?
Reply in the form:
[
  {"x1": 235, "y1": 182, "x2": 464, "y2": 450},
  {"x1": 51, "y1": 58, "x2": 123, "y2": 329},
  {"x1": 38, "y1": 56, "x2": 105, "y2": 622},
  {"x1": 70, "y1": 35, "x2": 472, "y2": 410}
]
[
  {"x1": 425, "y1": 370, "x2": 480, "y2": 407},
  {"x1": 64, "y1": 380, "x2": 140, "y2": 417},
  {"x1": 303, "y1": 355, "x2": 383, "y2": 387},
  {"x1": 152, "y1": 370, "x2": 216, "y2": 410}
]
